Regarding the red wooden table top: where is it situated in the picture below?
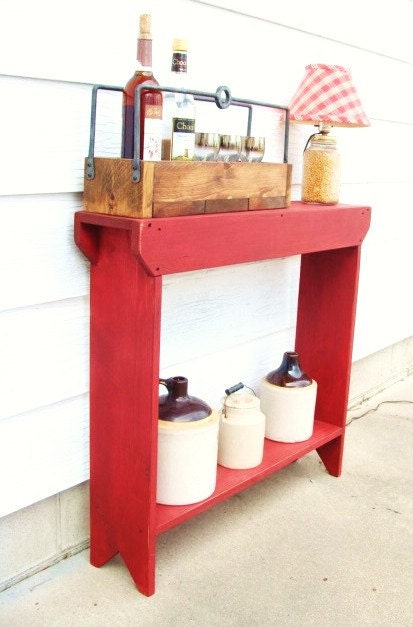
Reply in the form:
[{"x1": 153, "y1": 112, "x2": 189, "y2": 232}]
[{"x1": 76, "y1": 202, "x2": 371, "y2": 275}]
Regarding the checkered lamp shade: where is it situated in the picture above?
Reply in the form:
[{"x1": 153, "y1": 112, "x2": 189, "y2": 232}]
[{"x1": 289, "y1": 64, "x2": 370, "y2": 127}]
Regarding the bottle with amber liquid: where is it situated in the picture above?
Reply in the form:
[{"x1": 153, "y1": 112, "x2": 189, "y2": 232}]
[{"x1": 122, "y1": 14, "x2": 162, "y2": 160}]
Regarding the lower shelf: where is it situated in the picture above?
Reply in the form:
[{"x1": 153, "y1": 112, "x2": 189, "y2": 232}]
[{"x1": 155, "y1": 419, "x2": 342, "y2": 534}]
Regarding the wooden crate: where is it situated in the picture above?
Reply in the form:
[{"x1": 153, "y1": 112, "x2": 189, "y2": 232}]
[{"x1": 83, "y1": 158, "x2": 292, "y2": 217}]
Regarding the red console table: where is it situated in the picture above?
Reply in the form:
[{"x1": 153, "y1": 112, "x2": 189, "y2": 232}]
[{"x1": 74, "y1": 201, "x2": 371, "y2": 596}]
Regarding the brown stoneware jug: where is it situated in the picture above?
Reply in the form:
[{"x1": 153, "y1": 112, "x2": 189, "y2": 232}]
[
  {"x1": 260, "y1": 351, "x2": 317, "y2": 443},
  {"x1": 157, "y1": 376, "x2": 219, "y2": 505},
  {"x1": 266, "y1": 351, "x2": 312, "y2": 387},
  {"x1": 158, "y1": 376, "x2": 212, "y2": 422}
]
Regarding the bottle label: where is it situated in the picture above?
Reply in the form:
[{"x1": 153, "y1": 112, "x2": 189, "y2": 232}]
[
  {"x1": 171, "y1": 117, "x2": 195, "y2": 160},
  {"x1": 145, "y1": 104, "x2": 162, "y2": 120},
  {"x1": 171, "y1": 52, "x2": 187, "y2": 74},
  {"x1": 143, "y1": 117, "x2": 162, "y2": 161}
]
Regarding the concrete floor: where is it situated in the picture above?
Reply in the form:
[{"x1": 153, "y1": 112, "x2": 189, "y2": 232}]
[{"x1": 1, "y1": 376, "x2": 412, "y2": 626}]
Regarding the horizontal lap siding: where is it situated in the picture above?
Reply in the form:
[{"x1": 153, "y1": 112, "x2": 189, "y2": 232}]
[
  {"x1": 343, "y1": 181, "x2": 413, "y2": 360},
  {"x1": 0, "y1": 0, "x2": 412, "y2": 517},
  {"x1": 161, "y1": 258, "x2": 300, "y2": 367},
  {"x1": 0, "y1": 396, "x2": 89, "y2": 518},
  {"x1": 0, "y1": 297, "x2": 89, "y2": 420},
  {"x1": 0, "y1": 194, "x2": 87, "y2": 311},
  {"x1": 0, "y1": 78, "x2": 122, "y2": 196}
]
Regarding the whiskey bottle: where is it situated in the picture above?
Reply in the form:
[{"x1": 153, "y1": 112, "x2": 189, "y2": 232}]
[
  {"x1": 161, "y1": 39, "x2": 195, "y2": 160},
  {"x1": 122, "y1": 14, "x2": 162, "y2": 160}
]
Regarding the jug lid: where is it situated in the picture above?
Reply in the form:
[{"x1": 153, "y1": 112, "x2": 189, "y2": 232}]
[{"x1": 223, "y1": 391, "x2": 260, "y2": 410}]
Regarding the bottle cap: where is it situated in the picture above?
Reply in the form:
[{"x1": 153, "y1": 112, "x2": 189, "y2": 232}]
[
  {"x1": 139, "y1": 14, "x2": 151, "y2": 39},
  {"x1": 173, "y1": 38, "x2": 188, "y2": 52}
]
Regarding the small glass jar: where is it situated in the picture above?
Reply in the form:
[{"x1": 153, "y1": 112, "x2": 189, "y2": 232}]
[{"x1": 301, "y1": 134, "x2": 341, "y2": 205}]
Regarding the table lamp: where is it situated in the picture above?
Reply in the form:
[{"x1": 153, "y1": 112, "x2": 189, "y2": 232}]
[{"x1": 289, "y1": 64, "x2": 370, "y2": 204}]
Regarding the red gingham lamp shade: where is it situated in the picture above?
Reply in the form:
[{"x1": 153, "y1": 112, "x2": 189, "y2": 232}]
[{"x1": 289, "y1": 64, "x2": 370, "y2": 127}]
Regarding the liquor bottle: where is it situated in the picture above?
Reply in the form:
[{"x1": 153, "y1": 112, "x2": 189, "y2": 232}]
[
  {"x1": 122, "y1": 14, "x2": 162, "y2": 160},
  {"x1": 161, "y1": 39, "x2": 195, "y2": 160}
]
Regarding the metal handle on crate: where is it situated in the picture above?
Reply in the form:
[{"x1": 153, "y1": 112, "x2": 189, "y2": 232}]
[
  {"x1": 86, "y1": 83, "x2": 290, "y2": 183},
  {"x1": 86, "y1": 84, "x2": 124, "y2": 181},
  {"x1": 133, "y1": 84, "x2": 290, "y2": 183}
]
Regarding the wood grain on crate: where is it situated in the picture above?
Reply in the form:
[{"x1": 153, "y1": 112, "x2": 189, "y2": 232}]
[{"x1": 83, "y1": 158, "x2": 292, "y2": 217}]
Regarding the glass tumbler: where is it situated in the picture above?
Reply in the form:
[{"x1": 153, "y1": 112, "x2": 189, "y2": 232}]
[
  {"x1": 194, "y1": 133, "x2": 220, "y2": 161},
  {"x1": 217, "y1": 135, "x2": 242, "y2": 162},
  {"x1": 240, "y1": 136, "x2": 265, "y2": 162}
]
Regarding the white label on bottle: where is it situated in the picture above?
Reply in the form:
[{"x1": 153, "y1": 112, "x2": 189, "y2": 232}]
[
  {"x1": 171, "y1": 117, "x2": 195, "y2": 160},
  {"x1": 143, "y1": 118, "x2": 162, "y2": 161}
]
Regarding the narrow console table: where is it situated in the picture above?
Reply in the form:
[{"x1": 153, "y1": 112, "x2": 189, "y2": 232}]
[{"x1": 74, "y1": 201, "x2": 371, "y2": 596}]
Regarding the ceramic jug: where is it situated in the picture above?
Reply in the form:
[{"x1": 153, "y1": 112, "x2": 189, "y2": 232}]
[
  {"x1": 260, "y1": 352, "x2": 317, "y2": 443},
  {"x1": 158, "y1": 375, "x2": 213, "y2": 422},
  {"x1": 157, "y1": 376, "x2": 219, "y2": 505}
]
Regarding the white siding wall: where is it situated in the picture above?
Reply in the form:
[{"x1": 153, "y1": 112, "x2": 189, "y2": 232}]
[{"x1": 0, "y1": 0, "x2": 412, "y2": 518}]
